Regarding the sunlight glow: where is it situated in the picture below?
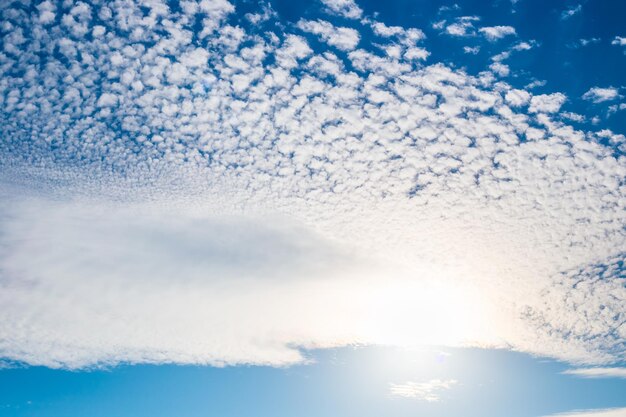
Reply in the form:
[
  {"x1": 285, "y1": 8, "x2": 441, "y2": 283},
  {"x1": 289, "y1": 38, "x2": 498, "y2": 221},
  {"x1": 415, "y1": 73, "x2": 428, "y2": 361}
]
[{"x1": 360, "y1": 270, "x2": 498, "y2": 348}]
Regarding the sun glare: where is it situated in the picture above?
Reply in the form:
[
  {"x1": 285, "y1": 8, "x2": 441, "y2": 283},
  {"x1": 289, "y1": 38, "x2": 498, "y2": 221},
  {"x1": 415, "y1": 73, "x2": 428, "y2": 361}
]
[{"x1": 360, "y1": 272, "x2": 496, "y2": 348}]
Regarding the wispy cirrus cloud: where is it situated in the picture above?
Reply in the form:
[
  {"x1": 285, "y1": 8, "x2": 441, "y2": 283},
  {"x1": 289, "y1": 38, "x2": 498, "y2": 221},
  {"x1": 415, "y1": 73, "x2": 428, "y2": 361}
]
[
  {"x1": 567, "y1": 38, "x2": 601, "y2": 49},
  {"x1": 540, "y1": 408, "x2": 626, "y2": 417},
  {"x1": 563, "y1": 368, "x2": 626, "y2": 379},
  {"x1": 389, "y1": 379, "x2": 458, "y2": 401},
  {"x1": 561, "y1": 4, "x2": 582, "y2": 20}
]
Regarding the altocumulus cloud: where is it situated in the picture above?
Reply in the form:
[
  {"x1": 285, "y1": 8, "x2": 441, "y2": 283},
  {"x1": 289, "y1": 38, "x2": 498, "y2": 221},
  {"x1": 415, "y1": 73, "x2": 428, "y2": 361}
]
[{"x1": 0, "y1": 0, "x2": 624, "y2": 369}]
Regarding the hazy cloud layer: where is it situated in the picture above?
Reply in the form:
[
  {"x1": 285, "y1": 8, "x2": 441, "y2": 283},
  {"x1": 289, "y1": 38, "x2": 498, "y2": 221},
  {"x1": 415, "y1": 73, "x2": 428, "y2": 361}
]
[{"x1": 0, "y1": 0, "x2": 624, "y2": 369}]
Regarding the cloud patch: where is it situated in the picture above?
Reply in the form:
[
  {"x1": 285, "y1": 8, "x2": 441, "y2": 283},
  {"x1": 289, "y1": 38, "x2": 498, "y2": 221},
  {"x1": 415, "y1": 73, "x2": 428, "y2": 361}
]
[
  {"x1": 319, "y1": 0, "x2": 363, "y2": 19},
  {"x1": 443, "y1": 16, "x2": 480, "y2": 37},
  {"x1": 561, "y1": 5, "x2": 582, "y2": 20},
  {"x1": 389, "y1": 379, "x2": 458, "y2": 401},
  {"x1": 297, "y1": 19, "x2": 360, "y2": 51},
  {"x1": 479, "y1": 25, "x2": 516, "y2": 41},
  {"x1": 582, "y1": 87, "x2": 620, "y2": 103},
  {"x1": 529, "y1": 93, "x2": 567, "y2": 113}
]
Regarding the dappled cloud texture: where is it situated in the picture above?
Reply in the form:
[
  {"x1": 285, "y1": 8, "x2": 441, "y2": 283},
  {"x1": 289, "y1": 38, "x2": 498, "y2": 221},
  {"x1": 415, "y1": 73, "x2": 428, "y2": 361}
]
[{"x1": 0, "y1": 0, "x2": 624, "y2": 368}]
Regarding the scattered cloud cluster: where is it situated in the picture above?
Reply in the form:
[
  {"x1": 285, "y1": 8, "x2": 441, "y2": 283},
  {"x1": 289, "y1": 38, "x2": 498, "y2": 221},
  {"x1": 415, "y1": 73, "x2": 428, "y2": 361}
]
[{"x1": 0, "y1": 0, "x2": 624, "y2": 369}]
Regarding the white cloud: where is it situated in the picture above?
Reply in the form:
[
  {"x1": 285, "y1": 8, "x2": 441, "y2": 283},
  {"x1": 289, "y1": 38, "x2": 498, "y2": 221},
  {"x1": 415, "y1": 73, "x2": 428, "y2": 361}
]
[
  {"x1": 561, "y1": 112, "x2": 585, "y2": 122},
  {"x1": 563, "y1": 368, "x2": 626, "y2": 379},
  {"x1": 540, "y1": 408, "x2": 626, "y2": 417},
  {"x1": 297, "y1": 19, "x2": 360, "y2": 51},
  {"x1": 368, "y1": 20, "x2": 425, "y2": 50},
  {"x1": 446, "y1": 23, "x2": 471, "y2": 36},
  {"x1": 529, "y1": 93, "x2": 567, "y2": 113},
  {"x1": 568, "y1": 38, "x2": 601, "y2": 49},
  {"x1": 0, "y1": 196, "x2": 379, "y2": 368},
  {"x1": 404, "y1": 47, "x2": 430, "y2": 61},
  {"x1": 526, "y1": 79, "x2": 547, "y2": 89},
  {"x1": 432, "y1": 20, "x2": 446, "y2": 30},
  {"x1": 489, "y1": 62, "x2": 510, "y2": 77},
  {"x1": 180, "y1": 48, "x2": 210, "y2": 68},
  {"x1": 37, "y1": 0, "x2": 56, "y2": 24},
  {"x1": 438, "y1": 5, "x2": 460, "y2": 13},
  {"x1": 505, "y1": 89, "x2": 531, "y2": 106},
  {"x1": 608, "y1": 103, "x2": 626, "y2": 116},
  {"x1": 197, "y1": 0, "x2": 236, "y2": 35},
  {"x1": 561, "y1": 5, "x2": 582, "y2": 20},
  {"x1": 371, "y1": 22, "x2": 404, "y2": 37},
  {"x1": 389, "y1": 379, "x2": 457, "y2": 401},
  {"x1": 445, "y1": 17, "x2": 479, "y2": 37},
  {"x1": 479, "y1": 25, "x2": 517, "y2": 41},
  {"x1": 513, "y1": 41, "x2": 534, "y2": 51},
  {"x1": 582, "y1": 87, "x2": 620, "y2": 103},
  {"x1": 92, "y1": 25, "x2": 106, "y2": 37},
  {"x1": 613, "y1": 36, "x2": 626, "y2": 46},
  {"x1": 489, "y1": 40, "x2": 534, "y2": 67},
  {"x1": 319, "y1": 0, "x2": 363, "y2": 19},
  {"x1": 580, "y1": 38, "x2": 600, "y2": 46},
  {"x1": 198, "y1": 0, "x2": 235, "y2": 16},
  {"x1": 0, "y1": 0, "x2": 624, "y2": 371},
  {"x1": 244, "y1": 3, "x2": 277, "y2": 24},
  {"x1": 96, "y1": 93, "x2": 118, "y2": 107}
]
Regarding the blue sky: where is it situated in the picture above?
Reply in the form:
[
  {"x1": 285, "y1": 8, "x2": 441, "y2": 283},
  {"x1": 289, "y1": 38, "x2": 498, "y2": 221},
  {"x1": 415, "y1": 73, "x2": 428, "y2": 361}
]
[
  {"x1": 2, "y1": 347, "x2": 626, "y2": 417},
  {"x1": 0, "y1": 0, "x2": 625, "y2": 415}
]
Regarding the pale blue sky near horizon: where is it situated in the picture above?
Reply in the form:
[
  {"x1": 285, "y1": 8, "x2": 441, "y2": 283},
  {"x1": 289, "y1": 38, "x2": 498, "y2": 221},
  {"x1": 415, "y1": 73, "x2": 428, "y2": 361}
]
[{"x1": 2, "y1": 346, "x2": 626, "y2": 417}]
